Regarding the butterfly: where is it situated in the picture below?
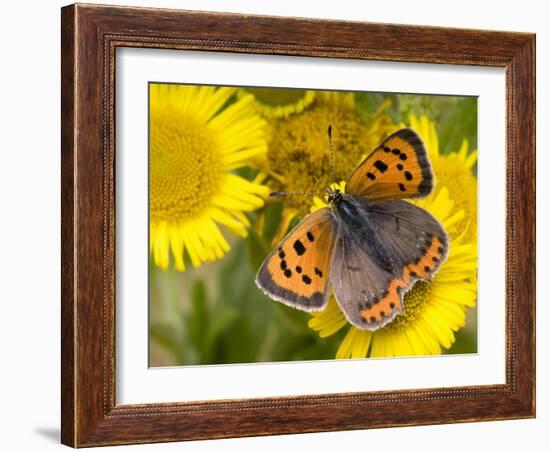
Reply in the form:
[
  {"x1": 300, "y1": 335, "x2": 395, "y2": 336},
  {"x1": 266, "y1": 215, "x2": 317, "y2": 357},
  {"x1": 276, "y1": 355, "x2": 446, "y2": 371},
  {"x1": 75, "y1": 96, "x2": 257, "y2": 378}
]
[{"x1": 255, "y1": 128, "x2": 449, "y2": 331}]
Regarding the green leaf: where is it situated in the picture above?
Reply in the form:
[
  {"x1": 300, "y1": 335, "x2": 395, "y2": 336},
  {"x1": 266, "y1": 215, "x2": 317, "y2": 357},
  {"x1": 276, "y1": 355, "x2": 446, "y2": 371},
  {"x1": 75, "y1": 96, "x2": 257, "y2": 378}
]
[
  {"x1": 262, "y1": 201, "x2": 283, "y2": 243},
  {"x1": 149, "y1": 322, "x2": 187, "y2": 364},
  {"x1": 234, "y1": 166, "x2": 260, "y2": 182},
  {"x1": 187, "y1": 279, "x2": 208, "y2": 353},
  {"x1": 149, "y1": 323, "x2": 179, "y2": 353},
  {"x1": 355, "y1": 92, "x2": 398, "y2": 122},
  {"x1": 205, "y1": 306, "x2": 238, "y2": 345},
  {"x1": 437, "y1": 97, "x2": 478, "y2": 155},
  {"x1": 274, "y1": 303, "x2": 313, "y2": 333},
  {"x1": 246, "y1": 228, "x2": 269, "y2": 271}
]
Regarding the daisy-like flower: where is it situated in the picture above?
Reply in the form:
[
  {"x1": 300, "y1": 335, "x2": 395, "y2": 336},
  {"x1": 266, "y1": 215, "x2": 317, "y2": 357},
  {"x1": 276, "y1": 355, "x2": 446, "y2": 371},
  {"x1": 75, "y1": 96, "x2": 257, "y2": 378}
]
[
  {"x1": 240, "y1": 87, "x2": 316, "y2": 119},
  {"x1": 408, "y1": 114, "x2": 478, "y2": 241},
  {"x1": 308, "y1": 183, "x2": 477, "y2": 358},
  {"x1": 265, "y1": 92, "x2": 396, "y2": 244},
  {"x1": 149, "y1": 84, "x2": 269, "y2": 271}
]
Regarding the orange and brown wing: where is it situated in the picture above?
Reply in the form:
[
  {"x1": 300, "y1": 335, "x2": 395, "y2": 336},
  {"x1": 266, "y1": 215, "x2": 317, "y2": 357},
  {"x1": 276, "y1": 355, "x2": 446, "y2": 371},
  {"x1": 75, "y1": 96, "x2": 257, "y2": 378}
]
[
  {"x1": 256, "y1": 208, "x2": 336, "y2": 311},
  {"x1": 358, "y1": 234, "x2": 447, "y2": 330},
  {"x1": 345, "y1": 128, "x2": 433, "y2": 201}
]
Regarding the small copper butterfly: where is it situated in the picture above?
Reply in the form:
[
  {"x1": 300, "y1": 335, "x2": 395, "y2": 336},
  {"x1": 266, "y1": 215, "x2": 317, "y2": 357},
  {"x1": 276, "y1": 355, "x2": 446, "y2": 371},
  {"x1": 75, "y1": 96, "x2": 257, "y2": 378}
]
[{"x1": 256, "y1": 128, "x2": 449, "y2": 331}]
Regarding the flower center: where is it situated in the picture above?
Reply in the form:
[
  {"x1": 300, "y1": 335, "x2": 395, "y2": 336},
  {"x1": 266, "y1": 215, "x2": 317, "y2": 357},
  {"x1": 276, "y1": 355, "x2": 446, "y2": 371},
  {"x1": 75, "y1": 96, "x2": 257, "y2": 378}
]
[
  {"x1": 150, "y1": 109, "x2": 222, "y2": 223},
  {"x1": 243, "y1": 88, "x2": 309, "y2": 106},
  {"x1": 383, "y1": 281, "x2": 432, "y2": 332}
]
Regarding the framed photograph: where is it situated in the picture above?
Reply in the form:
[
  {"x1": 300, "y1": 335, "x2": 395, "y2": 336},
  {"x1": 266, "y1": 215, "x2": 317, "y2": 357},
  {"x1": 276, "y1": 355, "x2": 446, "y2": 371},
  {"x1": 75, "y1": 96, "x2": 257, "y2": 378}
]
[{"x1": 61, "y1": 3, "x2": 535, "y2": 447}]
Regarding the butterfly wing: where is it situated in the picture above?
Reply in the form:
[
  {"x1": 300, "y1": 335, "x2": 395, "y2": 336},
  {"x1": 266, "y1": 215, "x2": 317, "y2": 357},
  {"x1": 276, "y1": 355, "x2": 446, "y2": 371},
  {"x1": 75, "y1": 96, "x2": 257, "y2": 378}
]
[
  {"x1": 346, "y1": 128, "x2": 433, "y2": 201},
  {"x1": 330, "y1": 198, "x2": 449, "y2": 331},
  {"x1": 256, "y1": 208, "x2": 336, "y2": 311},
  {"x1": 366, "y1": 199, "x2": 449, "y2": 276},
  {"x1": 329, "y1": 221, "x2": 398, "y2": 330}
]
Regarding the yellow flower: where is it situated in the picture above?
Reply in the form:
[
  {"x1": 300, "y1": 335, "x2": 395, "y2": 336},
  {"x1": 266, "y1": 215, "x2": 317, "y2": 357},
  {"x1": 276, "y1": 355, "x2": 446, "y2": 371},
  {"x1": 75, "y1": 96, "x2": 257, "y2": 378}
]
[
  {"x1": 240, "y1": 87, "x2": 316, "y2": 118},
  {"x1": 309, "y1": 185, "x2": 477, "y2": 358},
  {"x1": 408, "y1": 115, "x2": 478, "y2": 241},
  {"x1": 149, "y1": 84, "x2": 269, "y2": 271}
]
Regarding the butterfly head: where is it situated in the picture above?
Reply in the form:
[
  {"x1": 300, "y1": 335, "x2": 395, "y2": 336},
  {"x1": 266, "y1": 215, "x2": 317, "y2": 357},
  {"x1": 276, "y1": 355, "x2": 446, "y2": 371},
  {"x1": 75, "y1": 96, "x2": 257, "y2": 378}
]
[{"x1": 326, "y1": 187, "x2": 343, "y2": 205}]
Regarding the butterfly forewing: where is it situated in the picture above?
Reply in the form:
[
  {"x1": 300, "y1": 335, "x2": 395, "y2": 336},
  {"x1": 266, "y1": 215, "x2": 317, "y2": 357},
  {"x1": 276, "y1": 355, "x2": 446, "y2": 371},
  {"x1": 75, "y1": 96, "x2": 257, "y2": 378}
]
[
  {"x1": 346, "y1": 128, "x2": 433, "y2": 201},
  {"x1": 256, "y1": 208, "x2": 336, "y2": 312}
]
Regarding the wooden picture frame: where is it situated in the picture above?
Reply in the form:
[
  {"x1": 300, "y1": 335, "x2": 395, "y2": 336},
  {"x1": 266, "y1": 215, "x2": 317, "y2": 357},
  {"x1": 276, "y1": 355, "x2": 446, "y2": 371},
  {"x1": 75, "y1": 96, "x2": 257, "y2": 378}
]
[{"x1": 61, "y1": 3, "x2": 535, "y2": 447}]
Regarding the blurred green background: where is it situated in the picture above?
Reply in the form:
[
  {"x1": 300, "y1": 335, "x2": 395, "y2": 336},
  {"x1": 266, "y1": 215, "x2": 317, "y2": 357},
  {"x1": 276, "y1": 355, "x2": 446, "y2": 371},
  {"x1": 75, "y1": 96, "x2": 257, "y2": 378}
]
[{"x1": 149, "y1": 91, "x2": 478, "y2": 367}]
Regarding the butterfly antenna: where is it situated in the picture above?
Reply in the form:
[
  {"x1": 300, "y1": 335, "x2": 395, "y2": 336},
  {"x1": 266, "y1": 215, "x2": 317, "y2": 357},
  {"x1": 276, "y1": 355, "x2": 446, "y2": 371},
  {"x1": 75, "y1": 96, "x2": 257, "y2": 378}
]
[
  {"x1": 328, "y1": 124, "x2": 336, "y2": 184},
  {"x1": 270, "y1": 191, "x2": 325, "y2": 197}
]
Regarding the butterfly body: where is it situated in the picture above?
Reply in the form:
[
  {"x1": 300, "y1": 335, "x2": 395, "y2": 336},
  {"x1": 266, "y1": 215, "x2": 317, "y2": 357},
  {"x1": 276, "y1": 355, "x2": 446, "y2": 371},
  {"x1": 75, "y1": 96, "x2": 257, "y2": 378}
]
[
  {"x1": 256, "y1": 128, "x2": 449, "y2": 331},
  {"x1": 329, "y1": 192, "x2": 395, "y2": 274}
]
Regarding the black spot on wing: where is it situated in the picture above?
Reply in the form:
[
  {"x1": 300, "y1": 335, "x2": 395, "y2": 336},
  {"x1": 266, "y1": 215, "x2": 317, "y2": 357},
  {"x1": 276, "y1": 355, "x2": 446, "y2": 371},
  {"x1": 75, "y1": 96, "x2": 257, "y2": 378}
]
[
  {"x1": 293, "y1": 240, "x2": 306, "y2": 255},
  {"x1": 392, "y1": 128, "x2": 433, "y2": 197},
  {"x1": 256, "y1": 264, "x2": 327, "y2": 309},
  {"x1": 374, "y1": 160, "x2": 388, "y2": 173}
]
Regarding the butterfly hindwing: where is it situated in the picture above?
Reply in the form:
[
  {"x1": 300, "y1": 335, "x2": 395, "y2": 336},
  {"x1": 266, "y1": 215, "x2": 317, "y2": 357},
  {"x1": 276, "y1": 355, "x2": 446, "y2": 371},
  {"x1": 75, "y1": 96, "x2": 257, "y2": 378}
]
[
  {"x1": 255, "y1": 208, "x2": 336, "y2": 312},
  {"x1": 365, "y1": 199, "x2": 449, "y2": 273},
  {"x1": 328, "y1": 196, "x2": 449, "y2": 331},
  {"x1": 355, "y1": 198, "x2": 449, "y2": 329},
  {"x1": 346, "y1": 128, "x2": 433, "y2": 201},
  {"x1": 329, "y1": 218, "x2": 399, "y2": 331}
]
